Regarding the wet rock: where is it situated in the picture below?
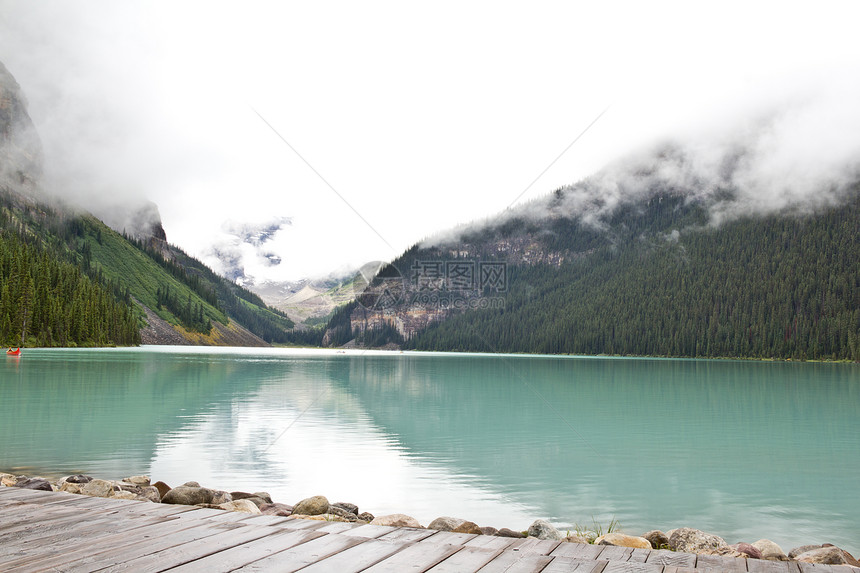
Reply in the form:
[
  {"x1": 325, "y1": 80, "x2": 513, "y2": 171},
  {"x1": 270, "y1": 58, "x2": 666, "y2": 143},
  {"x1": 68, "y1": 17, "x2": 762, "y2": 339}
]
[
  {"x1": 788, "y1": 544, "x2": 822, "y2": 558},
  {"x1": 292, "y1": 495, "x2": 330, "y2": 516},
  {"x1": 357, "y1": 512, "x2": 374, "y2": 522},
  {"x1": 370, "y1": 514, "x2": 422, "y2": 528},
  {"x1": 428, "y1": 517, "x2": 465, "y2": 531},
  {"x1": 642, "y1": 530, "x2": 670, "y2": 549},
  {"x1": 328, "y1": 506, "x2": 358, "y2": 522},
  {"x1": 668, "y1": 527, "x2": 728, "y2": 553},
  {"x1": 122, "y1": 475, "x2": 151, "y2": 486},
  {"x1": 332, "y1": 502, "x2": 358, "y2": 515},
  {"x1": 14, "y1": 477, "x2": 53, "y2": 491},
  {"x1": 260, "y1": 503, "x2": 293, "y2": 517},
  {"x1": 751, "y1": 539, "x2": 788, "y2": 561},
  {"x1": 730, "y1": 543, "x2": 763, "y2": 559},
  {"x1": 211, "y1": 491, "x2": 233, "y2": 505},
  {"x1": 81, "y1": 478, "x2": 115, "y2": 497},
  {"x1": 795, "y1": 546, "x2": 851, "y2": 565},
  {"x1": 152, "y1": 481, "x2": 172, "y2": 499},
  {"x1": 595, "y1": 533, "x2": 651, "y2": 549},
  {"x1": 497, "y1": 528, "x2": 527, "y2": 538},
  {"x1": 220, "y1": 499, "x2": 262, "y2": 514},
  {"x1": 480, "y1": 526, "x2": 499, "y2": 536},
  {"x1": 452, "y1": 521, "x2": 482, "y2": 535},
  {"x1": 161, "y1": 485, "x2": 215, "y2": 505},
  {"x1": 63, "y1": 474, "x2": 94, "y2": 484},
  {"x1": 527, "y1": 519, "x2": 563, "y2": 541},
  {"x1": 563, "y1": 535, "x2": 590, "y2": 544}
]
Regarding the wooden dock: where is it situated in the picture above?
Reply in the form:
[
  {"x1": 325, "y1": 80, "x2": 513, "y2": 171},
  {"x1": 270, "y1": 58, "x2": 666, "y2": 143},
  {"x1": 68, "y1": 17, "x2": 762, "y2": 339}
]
[{"x1": 1, "y1": 487, "x2": 856, "y2": 572}]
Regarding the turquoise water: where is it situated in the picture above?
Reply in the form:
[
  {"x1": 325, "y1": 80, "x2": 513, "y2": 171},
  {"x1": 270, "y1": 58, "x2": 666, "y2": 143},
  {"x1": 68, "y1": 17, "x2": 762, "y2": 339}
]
[{"x1": 1, "y1": 346, "x2": 858, "y2": 552}]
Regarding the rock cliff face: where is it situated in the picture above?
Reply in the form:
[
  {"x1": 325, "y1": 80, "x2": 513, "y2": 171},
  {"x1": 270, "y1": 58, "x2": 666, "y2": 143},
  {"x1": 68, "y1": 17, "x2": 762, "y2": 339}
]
[{"x1": 0, "y1": 61, "x2": 43, "y2": 197}]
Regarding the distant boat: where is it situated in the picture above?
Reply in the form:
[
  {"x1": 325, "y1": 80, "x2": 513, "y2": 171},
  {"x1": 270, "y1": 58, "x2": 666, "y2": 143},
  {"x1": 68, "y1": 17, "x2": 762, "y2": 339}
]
[{"x1": 6, "y1": 347, "x2": 20, "y2": 356}]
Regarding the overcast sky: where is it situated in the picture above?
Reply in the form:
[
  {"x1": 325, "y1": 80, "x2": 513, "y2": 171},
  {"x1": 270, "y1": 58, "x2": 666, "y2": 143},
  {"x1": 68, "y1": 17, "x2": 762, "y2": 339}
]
[{"x1": 1, "y1": 1, "x2": 859, "y2": 282}]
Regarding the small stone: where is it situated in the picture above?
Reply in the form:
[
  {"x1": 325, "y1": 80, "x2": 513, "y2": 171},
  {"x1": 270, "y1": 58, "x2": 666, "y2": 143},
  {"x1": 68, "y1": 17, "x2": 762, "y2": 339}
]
[
  {"x1": 428, "y1": 517, "x2": 465, "y2": 531},
  {"x1": 60, "y1": 482, "x2": 82, "y2": 494},
  {"x1": 563, "y1": 535, "x2": 590, "y2": 544},
  {"x1": 80, "y1": 478, "x2": 115, "y2": 497},
  {"x1": 260, "y1": 503, "x2": 293, "y2": 517},
  {"x1": 211, "y1": 491, "x2": 233, "y2": 505},
  {"x1": 497, "y1": 528, "x2": 527, "y2": 538},
  {"x1": 122, "y1": 475, "x2": 151, "y2": 486},
  {"x1": 789, "y1": 544, "x2": 823, "y2": 558},
  {"x1": 63, "y1": 474, "x2": 94, "y2": 484},
  {"x1": 328, "y1": 506, "x2": 358, "y2": 522},
  {"x1": 357, "y1": 512, "x2": 374, "y2": 522},
  {"x1": 292, "y1": 495, "x2": 330, "y2": 516},
  {"x1": 161, "y1": 485, "x2": 215, "y2": 505},
  {"x1": 138, "y1": 486, "x2": 161, "y2": 503},
  {"x1": 795, "y1": 546, "x2": 850, "y2": 565},
  {"x1": 730, "y1": 543, "x2": 763, "y2": 559},
  {"x1": 595, "y1": 533, "x2": 652, "y2": 549},
  {"x1": 527, "y1": 519, "x2": 563, "y2": 541},
  {"x1": 152, "y1": 481, "x2": 172, "y2": 499},
  {"x1": 668, "y1": 527, "x2": 728, "y2": 553},
  {"x1": 220, "y1": 499, "x2": 262, "y2": 514},
  {"x1": 331, "y1": 502, "x2": 359, "y2": 515},
  {"x1": 480, "y1": 526, "x2": 498, "y2": 536},
  {"x1": 370, "y1": 514, "x2": 422, "y2": 528},
  {"x1": 642, "y1": 530, "x2": 670, "y2": 550},
  {"x1": 452, "y1": 521, "x2": 482, "y2": 535},
  {"x1": 752, "y1": 539, "x2": 788, "y2": 561}
]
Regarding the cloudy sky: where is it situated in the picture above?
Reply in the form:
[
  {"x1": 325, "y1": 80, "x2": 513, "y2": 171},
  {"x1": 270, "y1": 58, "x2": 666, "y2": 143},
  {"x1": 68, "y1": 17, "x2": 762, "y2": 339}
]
[{"x1": 1, "y1": 1, "x2": 859, "y2": 282}]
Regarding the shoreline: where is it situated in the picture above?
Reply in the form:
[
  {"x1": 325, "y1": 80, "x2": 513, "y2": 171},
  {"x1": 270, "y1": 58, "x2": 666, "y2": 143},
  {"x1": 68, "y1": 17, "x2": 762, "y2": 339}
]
[{"x1": 2, "y1": 471, "x2": 858, "y2": 568}]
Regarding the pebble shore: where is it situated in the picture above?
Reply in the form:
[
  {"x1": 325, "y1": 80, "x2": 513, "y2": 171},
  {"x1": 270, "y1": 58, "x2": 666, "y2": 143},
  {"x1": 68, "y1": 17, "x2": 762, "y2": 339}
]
[{"x1": 2, "y1": 472, "x2": 858, "y2": 569}]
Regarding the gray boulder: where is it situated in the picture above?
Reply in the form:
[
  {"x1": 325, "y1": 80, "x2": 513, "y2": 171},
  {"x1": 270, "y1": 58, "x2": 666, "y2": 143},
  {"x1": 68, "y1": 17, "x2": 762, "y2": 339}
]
[
  {"x1": 497, "y1": 528, "x2": 526, "y2": 538},
  {"x1": 668, "y1": 527, "x2": 728, "y2": 553},
  {"x1": 794, "y1": 546, "x2": 851, "y2": 565},
  {"x1": 370, "y1": 514, "x2": 422, "y2": 528},
  {"x1": 452, "y1": 521, "x2": 482, "y2": 535},
  {"x1": 357, "y1": 512, "x2": 374, "y2": 522},
  {"x1": 14, "y1": 477, "x2": 53, "y2": 491},
  {"x1": 260, "y1": 503, "x2": 293, "y2": 517},
  {"x1": 328, "y1": 506, "x2": 358, "y2": 522},
  {"x1": 332, "y1": 502, "x2": 358, "y2": 515},
  {"x1": 161, "y1": 485, "x2": 215, "y2": 505},
  {"x1": 789, "y1": 544, "x2": 823, "y2": 558},
  {"x1": 642, "y1": 530, "x2": 669, "y2": 549},
  {"x1": 292, "y1": 495, "x2": 330, "y2": 516},
  {"x1": 527, "y1": 519, "x2": 563, "y2": 541},
  {"x1": 81, "y1": 478, "x2": 116, "y2": 498},
  {"x1": 211, "y1": 490, "x2": 233, "y2": 505}
]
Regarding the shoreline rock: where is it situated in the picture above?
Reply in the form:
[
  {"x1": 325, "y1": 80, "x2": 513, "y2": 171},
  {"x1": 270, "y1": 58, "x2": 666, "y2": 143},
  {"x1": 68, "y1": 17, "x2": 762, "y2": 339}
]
[{"x1": 1, "y1": 470, "x2": 857, "y2": 568}]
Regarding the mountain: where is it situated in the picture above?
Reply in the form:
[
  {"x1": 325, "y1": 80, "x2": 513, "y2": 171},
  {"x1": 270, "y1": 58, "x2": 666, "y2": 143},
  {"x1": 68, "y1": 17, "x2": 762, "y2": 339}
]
[
  {"x1": 0, "y1": 60, "x2": 293, "y2": 347},
  {"x1": 324, "y1": 146, "x2": 860, "y2": 361}
]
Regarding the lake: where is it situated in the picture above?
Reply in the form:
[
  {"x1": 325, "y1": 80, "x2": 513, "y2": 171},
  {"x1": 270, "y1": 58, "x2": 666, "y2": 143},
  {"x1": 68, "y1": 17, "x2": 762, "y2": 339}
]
[{"x1": 1, "y1": 346, "x2": 858, "y2": 553}]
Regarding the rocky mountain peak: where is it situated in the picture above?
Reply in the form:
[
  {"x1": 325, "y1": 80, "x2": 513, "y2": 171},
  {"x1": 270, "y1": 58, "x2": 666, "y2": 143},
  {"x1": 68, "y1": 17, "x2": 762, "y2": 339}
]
[{"x1": 0, "y1": 60, "x2": 43, "y2": 197}]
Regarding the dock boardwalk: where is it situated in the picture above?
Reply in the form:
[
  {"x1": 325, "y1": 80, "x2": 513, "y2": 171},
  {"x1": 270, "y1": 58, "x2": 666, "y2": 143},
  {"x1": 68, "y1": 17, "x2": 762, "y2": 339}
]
[{"x1": 1, "y1": 487, "x2": 858, "y2": 573}]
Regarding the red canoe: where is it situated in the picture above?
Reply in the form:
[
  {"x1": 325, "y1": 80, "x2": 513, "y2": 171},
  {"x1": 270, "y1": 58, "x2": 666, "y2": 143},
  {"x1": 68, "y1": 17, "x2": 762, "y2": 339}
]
[{"x1": 6, "y1": 348, "x2": 20, "y2": 355}]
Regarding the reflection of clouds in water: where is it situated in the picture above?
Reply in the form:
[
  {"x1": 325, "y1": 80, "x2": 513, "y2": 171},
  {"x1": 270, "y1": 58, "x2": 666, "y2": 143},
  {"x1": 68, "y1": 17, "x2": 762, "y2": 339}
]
[{"x1": 148, "y1": 377, "x2": 539, "y2": 529}]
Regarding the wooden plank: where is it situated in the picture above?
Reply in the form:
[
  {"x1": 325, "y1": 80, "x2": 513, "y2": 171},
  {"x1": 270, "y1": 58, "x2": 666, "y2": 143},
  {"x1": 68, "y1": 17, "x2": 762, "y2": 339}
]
[
  {"x1": 425, "y1": 545, "x2": 501, "y2": 572},
  {"x1": 339, "y1": 523, "x2": 399, "y2": 538},
  {"x1": 662, "y1": 567, "x2": 700, "y2": 573},
  {"x1": 476, "y1": 551, "x2": 554, "y2": 573},
  {"x1": 298, "y1": 539, "x2": 409, "y2": 573},
  {"x1": 541, "y1": 556, "x2": 609, "y2": 572},
  {"x1": 747, "y1": 559, "x2": 793, "y2": 572},
  {"x1": 508, "y1": 537, "x2": 562, "y2": 555},
  {"x1": 694, "y1": 554, "x2": 747, "y2": 571},
  {"x1": 465, "y1": 535, "x2": 522, "y2": 550},
  {"x1": 378, "y1": 527, "x2": 439, "y2": 543},
  {"x1": 233, "y1": 514, "x2": 299, "y2": 527},
  {"x1": 551, "y1": 542, "x2": 606, "y2": 559},
  {"x1": 628, "y1": 548, "x2": 652, "y2": 563},
  {"x1": 601, "y1": 561, "x2": 664, "y2": 573},
  {"x1": 276, "y1": 518, "x2": 335, "y2": 531},
  {"x1": 418, "y1": 530, "x2": 478, "y2": 545},
  {"x1": 597, "y1": 545, "x2": 634, "y2": 561},
  {"x1": 316, "y1": 521, "x2": 363, "y2": 534},
  {"x1": 645, "y1": 549, "x2": 697, "y2": 567},
  {"x1": 231, "y1": 531, "x2": 369, "y2": 572},
  {"x1": 359, "y1": 541, "x2": 462, "y2": 573},
  {"x1": 0, "y1": 517, "x2": 235, "y2": 571},
  {"x1": 139, "y1": 528, "x2": 327, "y2": 573}
]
